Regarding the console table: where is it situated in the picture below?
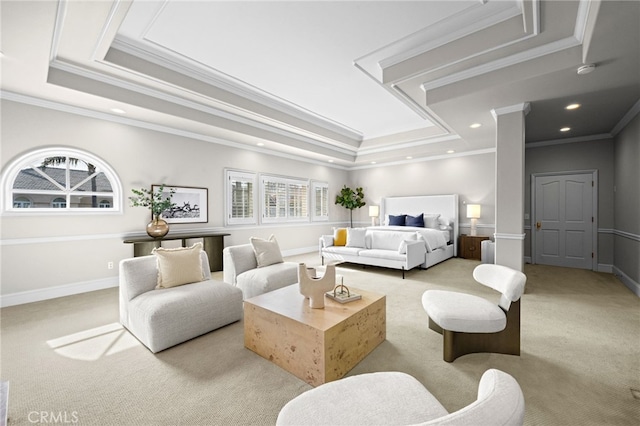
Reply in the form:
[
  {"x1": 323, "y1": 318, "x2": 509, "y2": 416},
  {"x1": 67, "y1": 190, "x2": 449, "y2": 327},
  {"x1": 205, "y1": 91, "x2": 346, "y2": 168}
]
[{"x1": 123, "y1": 233, "x2": 230, "y2": 271}]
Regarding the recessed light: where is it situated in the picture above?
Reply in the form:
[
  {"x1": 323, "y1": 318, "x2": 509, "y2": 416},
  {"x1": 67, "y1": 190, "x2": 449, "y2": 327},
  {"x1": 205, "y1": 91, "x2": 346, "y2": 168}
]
[
  {"x1": 565, "y1": 103, "x2": 581, "y2": 110},
  {"x1": 328, "y1": 159, "x2": 334, "y2": 163},
  {"x1": 447, "y1": 150, "x2": 455, "y2": 154},
  {"x1": 257, "y1": 142, "x2": 265, "y2": 146},
  {"x1": 406, "y1": 156, "x2": 413, "y2": 160},
  {"x1": 110, "y1": 108, "x2": 126, "y2": 114},
  {"x1": 470, "y1": 123, "x2": 482, "y2": 129},
  {"x1": 560, "y1": 127, "x2": 571, "y2": 132},
  {"x1": 371, "y1": 161, "x2": 376, "y2": 164}
]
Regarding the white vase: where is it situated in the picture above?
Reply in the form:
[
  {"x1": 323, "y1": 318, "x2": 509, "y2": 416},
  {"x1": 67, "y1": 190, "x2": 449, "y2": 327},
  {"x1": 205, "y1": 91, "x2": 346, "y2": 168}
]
[{"x1": 298, "y1": 263, "x2": 336, "y2": 309}]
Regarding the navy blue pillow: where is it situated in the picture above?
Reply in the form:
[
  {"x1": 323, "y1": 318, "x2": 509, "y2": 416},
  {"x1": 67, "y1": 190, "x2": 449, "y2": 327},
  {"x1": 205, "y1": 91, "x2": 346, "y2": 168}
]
[
  {"x1": 388, "y1": 214, "x2": 406, "y2": 226},
  {"x1": 405, "y1": 213, "x2": 424, "y2": 227}
]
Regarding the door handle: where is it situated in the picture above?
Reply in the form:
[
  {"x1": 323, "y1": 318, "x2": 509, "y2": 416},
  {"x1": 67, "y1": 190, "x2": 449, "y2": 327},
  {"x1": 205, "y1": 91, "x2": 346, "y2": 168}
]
[{"x1": 536, "y1": 222, "x2": 542, "y2": 230}]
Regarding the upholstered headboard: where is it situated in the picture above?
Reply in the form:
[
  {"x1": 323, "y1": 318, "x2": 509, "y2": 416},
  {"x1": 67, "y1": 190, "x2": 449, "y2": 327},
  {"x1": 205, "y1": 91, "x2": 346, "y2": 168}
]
[{"x1": 379, "y1": 194, "x2": 459, "y2": 255}]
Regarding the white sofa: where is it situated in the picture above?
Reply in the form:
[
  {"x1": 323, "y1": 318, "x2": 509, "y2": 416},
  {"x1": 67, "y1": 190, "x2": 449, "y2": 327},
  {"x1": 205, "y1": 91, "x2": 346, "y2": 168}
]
[
  {"x1": 119, "y1": 250, "x2": 243, "y2": 353},
  {"x1": 223, "y1": 244, "x2": 299, "y2": 299},
  {"x1": 319, "y1": 229, "x2": 426, "y2": 278}
]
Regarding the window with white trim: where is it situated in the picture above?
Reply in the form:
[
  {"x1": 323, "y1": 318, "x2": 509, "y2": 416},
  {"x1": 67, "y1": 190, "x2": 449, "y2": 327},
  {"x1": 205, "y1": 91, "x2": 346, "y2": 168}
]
[
  {"x1": 311, "y1": 181, "x2": 329, "y2": 221},
  {"x1": 261, "y1": 175, "x2": 309, "y2": 223},
  {"x1": 225, "y1": 169, "x2": 257, "y2": 225},
  {"x1": 1, "y1": 147, "x2": 122, "y2": 214}
]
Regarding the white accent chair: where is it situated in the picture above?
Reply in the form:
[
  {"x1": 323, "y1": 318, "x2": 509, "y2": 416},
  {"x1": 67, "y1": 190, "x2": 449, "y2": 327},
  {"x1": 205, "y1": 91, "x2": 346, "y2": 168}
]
[
  {"x1": 222, "y1": 244, "x2": 298, "y2": 299},
  {"x1": 422, "y1": 264, "x2": 526, "y2": 362},
  {"x1": 276, "y1": 369, "x2": 525, "y2": 426},
  {"x1": 119, "y1": 251, "x2": 243, "y2": 353}
]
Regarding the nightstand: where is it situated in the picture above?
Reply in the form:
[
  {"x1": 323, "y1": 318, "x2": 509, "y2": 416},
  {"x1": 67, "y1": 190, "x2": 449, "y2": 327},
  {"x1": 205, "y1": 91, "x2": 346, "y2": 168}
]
[{"x1": 459, "y1": 235, "x2": 490, "y2": 260}]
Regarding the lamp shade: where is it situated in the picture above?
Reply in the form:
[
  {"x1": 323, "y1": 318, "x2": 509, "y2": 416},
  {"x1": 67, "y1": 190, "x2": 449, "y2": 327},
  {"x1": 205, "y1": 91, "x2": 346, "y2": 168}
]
[
  {"x1": 369, "y1": 205, "x2": 380, "y2": 217},
  {"x1": 466, "y1": 204, "x2": 481, "y2": 219}
]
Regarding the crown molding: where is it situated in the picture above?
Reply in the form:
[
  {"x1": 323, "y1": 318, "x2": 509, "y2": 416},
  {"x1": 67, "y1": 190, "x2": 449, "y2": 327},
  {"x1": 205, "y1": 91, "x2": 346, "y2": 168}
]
[
  {"x1": 491, "y1": 102, "x2": 531, "y2": 120},
  {"x1": 525, "y1": 133, "x2": 612, "y2": 149},
  {"x1": 611, "y1": 98, "x2": 640, "y2": 136},
  {"x1": 110, "y1": 36, "x2": 363, "y2": 142},
  {"x1": 349, "y1": 147, "x2": 496, "y2": 171},
  {"x1": 48, "y1": 58, "x2": 358, "y2": 159}
]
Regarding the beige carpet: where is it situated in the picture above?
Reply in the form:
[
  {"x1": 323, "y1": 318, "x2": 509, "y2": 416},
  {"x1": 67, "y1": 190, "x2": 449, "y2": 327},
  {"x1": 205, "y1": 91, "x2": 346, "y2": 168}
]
[{"x1": 1, "y1": 255, "x2": 639, "y2": 425}]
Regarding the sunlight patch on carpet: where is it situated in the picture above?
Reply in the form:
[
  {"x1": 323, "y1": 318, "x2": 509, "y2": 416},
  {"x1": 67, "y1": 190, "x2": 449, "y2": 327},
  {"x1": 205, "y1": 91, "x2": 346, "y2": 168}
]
[{"x1": 46, "y1": 323, "x2": 138, "y2": 361}]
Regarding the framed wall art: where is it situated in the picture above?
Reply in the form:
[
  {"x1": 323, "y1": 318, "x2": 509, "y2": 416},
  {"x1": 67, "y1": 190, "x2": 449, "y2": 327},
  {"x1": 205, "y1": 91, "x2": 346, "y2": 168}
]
[{"x1": 152, "y1": 185, "x2": 208, "y2": 224}]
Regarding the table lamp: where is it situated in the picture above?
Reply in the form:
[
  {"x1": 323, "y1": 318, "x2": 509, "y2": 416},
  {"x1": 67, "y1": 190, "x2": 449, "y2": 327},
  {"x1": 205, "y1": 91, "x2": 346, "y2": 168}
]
[
  {"x1": 466, "y1": 204, "x2": 481, "y2": 236},
  {"x1": 369, "y1": 205, "x2": 379, "y2": 226}
]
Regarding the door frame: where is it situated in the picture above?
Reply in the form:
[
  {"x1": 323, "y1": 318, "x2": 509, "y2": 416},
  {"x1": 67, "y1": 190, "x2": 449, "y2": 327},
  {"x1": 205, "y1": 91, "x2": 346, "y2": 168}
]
[{"x1": 530, "y1": 170, "x2": 598, "y2": 271}]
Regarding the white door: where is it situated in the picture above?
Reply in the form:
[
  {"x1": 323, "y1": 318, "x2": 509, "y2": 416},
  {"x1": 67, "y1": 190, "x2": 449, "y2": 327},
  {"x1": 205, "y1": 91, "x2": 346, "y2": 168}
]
[{"x1": 533, "y1": 173, "x2": 595, "y2": 269}]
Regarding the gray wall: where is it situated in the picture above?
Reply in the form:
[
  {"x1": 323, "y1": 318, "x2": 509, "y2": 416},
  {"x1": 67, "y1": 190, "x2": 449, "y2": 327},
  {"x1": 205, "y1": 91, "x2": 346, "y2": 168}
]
[
  {"x1": 524, "y1": 138, "x2": 616, "y2": 268},
  {"x1": 0, "y1": 100, "x2": 349, "y2": 303},
  {"x1": 613, "y1": 112, "x2": 640, "y2": 291}
]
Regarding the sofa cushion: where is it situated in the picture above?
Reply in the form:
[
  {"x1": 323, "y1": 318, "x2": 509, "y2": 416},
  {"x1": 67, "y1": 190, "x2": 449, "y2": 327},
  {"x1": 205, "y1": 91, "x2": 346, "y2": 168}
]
[
  {"x1": 250, "y1": 235, "x2": 284, "y2": 267},
  {"x1": 405, "y1": 213, "x2": 424, "y2": 227},
  {"x1": 322, "y1": 246, "x2": 363, "y2": 256},
  {"x1": 237, "y1": 262, "x2": 299, "y2": 299},
  {"x1": 128, "y1": 279, "x2": 243, "y2": 352},
  {"x1": 370, "y1": 231, "x2": 417, "y2": 251},
  {"x1": 358, "y1": 249, "x2": 406, "y2": 262},
  {"x1": 346, "y1": 228, "x2": 367, "y2": 248},
  {"x1": 333, "y1": 228, "x2": 347, "y2": 246},
  {"x1": 422, "y1": 290, "x2": 506, "y2": 333},
  {"x1": 152, "y1": 243, "x2": 205, "y2": 289}
]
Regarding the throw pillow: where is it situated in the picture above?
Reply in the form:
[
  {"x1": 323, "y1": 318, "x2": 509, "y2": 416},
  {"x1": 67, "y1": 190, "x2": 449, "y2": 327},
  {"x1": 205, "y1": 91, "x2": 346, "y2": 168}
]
[
  {"x1": 424, "y1": 214, "x2": 441, "y2": 229},
  {"x1": 333, "y1": 228, "x2": 347, "y2": 246},
  {"x1": 250, "y1": 234, "x2": 284, "y2": 268},
  {"x1": 346, "y1": 228, "x2": 367, "y2": 248},
  {"x1": 398, "y1": 240, "x2": 409, "y2": 254},
  {"x1": 153, "y1": 242, "x2": 204, "y2": 289},
  {"x1": 388, "y1": 214, "x2": 407, "y2": 226},
  {"x1": 405, "y1": 213, "x2": 424, "y2": 227}
]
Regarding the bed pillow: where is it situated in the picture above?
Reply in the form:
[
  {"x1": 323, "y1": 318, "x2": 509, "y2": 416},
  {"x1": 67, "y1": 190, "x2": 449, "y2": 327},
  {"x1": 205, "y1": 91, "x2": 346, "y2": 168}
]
[
  {"x1": 333, "y1": 228, "x2": 347, "y2": 246},
  {"x1": 346, "y1": 228, "x2": 367, "y2": 248},
  {"x1": 388, "y1": 214, "x2": 407, "y2": 226},
  {"x1": 250, "y1": 234, "x2": 284, "y2": 267},
  {"x1": 424, "y1": 214, "x2": 441, "y2": 229},
  {"x1": 405, "y1": 213, "x2": 424, "y2": 227},
  {"x1": 153, "y1": 242, "x2": 205, "y2": 289}
]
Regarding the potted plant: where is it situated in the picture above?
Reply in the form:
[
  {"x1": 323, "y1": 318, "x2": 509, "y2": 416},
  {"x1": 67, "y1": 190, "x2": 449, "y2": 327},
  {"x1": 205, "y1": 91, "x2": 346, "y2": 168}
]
[
  {"x1": 335, "y1": 185, "x2": 366, "y2": 228},
  {"x1": 130, "y1": 184, "x2": 176, "y2": 238}
]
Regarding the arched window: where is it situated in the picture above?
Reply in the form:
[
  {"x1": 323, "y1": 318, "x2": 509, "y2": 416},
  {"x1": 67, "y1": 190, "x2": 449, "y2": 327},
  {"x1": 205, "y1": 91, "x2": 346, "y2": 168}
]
[
  {"x1": 13, "y1": 197, "x2": 32, "y2": 208},
  {"x1": 1, "y1": 147, "x2": 122, "y2": 215}
]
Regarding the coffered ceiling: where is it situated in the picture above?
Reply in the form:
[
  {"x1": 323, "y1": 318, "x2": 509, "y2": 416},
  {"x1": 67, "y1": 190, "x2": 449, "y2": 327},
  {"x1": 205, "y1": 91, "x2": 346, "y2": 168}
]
[{"x1": 1, "y1": 0, "x2": 638, "y2": 168}]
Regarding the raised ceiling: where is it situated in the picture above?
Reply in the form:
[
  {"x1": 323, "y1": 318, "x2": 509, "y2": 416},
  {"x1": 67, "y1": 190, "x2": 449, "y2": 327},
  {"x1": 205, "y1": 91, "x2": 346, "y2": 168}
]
[{"x1": 1, "y1": 0, "x2": 638, "y2": 168}]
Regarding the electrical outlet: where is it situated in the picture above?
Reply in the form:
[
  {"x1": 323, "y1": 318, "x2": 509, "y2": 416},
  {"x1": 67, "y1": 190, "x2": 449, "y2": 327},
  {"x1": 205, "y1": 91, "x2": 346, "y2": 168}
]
[{"x1": 107, "y1": 261, "x2": 114, "y2": 270}]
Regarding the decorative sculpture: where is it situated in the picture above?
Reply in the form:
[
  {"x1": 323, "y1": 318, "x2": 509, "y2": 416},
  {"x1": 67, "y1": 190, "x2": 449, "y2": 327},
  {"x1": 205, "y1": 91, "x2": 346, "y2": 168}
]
[{"x1": 298, "y1": 263, "x2": 336, "y2": 309}]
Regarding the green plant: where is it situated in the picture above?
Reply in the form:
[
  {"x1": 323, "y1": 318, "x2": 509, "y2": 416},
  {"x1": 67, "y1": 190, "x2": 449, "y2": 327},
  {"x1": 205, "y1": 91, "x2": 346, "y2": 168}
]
[
  {"x1": 129, "y1": 184, "x2": 176, "y2": 219},
  {"x1": 335, "y1": 185, "x2": 366, "y2": 227}
]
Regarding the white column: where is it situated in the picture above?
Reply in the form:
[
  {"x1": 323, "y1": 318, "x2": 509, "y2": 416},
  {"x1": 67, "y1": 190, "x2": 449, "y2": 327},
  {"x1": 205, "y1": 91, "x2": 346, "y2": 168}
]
[{"x1": 491, "y1": 103, "x2": 529, "y2": 272}]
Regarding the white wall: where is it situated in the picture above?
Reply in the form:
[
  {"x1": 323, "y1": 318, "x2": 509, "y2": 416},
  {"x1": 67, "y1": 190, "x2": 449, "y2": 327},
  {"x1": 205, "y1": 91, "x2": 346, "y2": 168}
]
[
  {"x1": 0, "y1": 100, "x2": 350, "y2": 305},
  {"x1": 349, "y1": 152, "x2": 496, "y2": 236}
]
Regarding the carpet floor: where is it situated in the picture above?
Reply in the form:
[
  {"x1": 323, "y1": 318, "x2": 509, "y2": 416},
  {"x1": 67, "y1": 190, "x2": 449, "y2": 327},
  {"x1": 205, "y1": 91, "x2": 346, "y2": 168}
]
[{"x1": 1, "y1": 255, "x2": 639, "y2": 425}]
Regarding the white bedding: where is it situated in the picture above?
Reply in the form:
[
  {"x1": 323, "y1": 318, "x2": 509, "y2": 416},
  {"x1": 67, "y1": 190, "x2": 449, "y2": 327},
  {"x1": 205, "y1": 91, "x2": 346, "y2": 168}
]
[{"x1": 367, "y1": 226, "x2": 449, "y2": 252}]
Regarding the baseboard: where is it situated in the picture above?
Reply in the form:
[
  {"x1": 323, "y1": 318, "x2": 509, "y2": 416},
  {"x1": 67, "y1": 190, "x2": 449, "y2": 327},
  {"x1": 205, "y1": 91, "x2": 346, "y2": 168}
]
[
  {"x1": 282, "y1": 246, "x2": 318, "y2": 257},
  {"x1": 613, "y1": 266, "x2": 640, "y2": 297},
  {"x1": 597, "y1": 264, "x2": 613, "y2": 273},
  {"x1": 523, "y1": 256, "x2": 532, "y2": 264},
  {"x1": 0, "y1": 277, "x2": 119, "y2": 308}
]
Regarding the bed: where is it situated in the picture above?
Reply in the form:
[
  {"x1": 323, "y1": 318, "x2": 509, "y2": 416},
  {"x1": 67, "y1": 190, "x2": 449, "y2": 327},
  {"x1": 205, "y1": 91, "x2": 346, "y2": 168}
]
[{"x1": 370, "y1": 194, "x2": 459, "y2": 268}]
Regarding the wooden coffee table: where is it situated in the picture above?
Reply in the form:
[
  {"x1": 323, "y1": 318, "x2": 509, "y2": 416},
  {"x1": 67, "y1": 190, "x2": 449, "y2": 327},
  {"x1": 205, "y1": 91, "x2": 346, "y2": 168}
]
[{"x1": 244, "y1": 284, "x2": 386, "y2": 387}]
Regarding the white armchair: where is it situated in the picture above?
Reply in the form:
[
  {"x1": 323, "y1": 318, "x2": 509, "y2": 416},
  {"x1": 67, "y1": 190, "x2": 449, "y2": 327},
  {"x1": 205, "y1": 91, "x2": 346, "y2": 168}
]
[
  {"x1": 277, "y1": 368, "x2": 525, "y2": 426},
  {"x1": 422, "y1": 264, "x2": 527, "y2": 362}
]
